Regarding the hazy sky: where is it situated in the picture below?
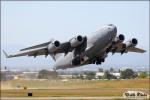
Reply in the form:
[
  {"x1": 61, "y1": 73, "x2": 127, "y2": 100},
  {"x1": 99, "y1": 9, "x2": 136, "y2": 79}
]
[{"x1": 1, "y1": 1, "x2": 149, "y2": 71}]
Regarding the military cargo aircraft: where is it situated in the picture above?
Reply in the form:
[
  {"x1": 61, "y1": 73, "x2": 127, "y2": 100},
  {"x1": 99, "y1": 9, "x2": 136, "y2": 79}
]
[{"x1": 3, "y1": 24, "x2": 145, "y2": 70}]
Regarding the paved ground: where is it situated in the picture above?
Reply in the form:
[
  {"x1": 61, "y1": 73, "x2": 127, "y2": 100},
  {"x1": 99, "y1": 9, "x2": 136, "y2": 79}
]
[{"x1": 1, "y1": 97, "x2": 123, "y2": 100}]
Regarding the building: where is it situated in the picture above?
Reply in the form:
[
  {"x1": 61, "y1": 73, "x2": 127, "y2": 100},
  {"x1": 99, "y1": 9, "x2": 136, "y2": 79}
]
[
  {"x1": 1, "y1": 69, "x2": 22, "y2": 81},
  {"x1": 95, "y1": 71, "x2": 121, "y2": 79},
  {"x1": 20, "y1": 72, "x2": 38, "y2": 80},
  {"x1": 95, "y1": 72, "x2": 104, "y2": 79},
  {"x1": 111, "y1": 72, "x2": 121, "y2": 79}
]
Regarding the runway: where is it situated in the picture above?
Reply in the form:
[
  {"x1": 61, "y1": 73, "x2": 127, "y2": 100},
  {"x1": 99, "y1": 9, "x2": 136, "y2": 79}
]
[{"x1": 1, "y1": 97, "x2": 123, "y2": 100}]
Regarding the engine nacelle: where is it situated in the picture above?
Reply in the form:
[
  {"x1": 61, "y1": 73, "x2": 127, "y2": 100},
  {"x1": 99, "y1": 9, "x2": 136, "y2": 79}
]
[
  {"x1": 124, "y1": 38, "x2": 138, "y2": 48},
  {"x1": 48, "y1": 40, "x2": 60, "y2": 52},
  {"x1": 70, "y1": 35, "x2": 83, "y2": 47},
  {"x1": 114, "y1": 34, "x2": 125, "y2": 43}
]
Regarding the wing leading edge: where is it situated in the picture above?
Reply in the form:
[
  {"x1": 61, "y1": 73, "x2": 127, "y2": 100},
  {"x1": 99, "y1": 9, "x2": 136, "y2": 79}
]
[{"x1": 3, "y1": 36, "x2": 87, "y2": 59}]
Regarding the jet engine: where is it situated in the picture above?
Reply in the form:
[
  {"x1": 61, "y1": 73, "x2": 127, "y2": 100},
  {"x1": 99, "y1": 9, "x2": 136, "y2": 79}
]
[
  {"x1": 111, "y1": 34, "x2": 125, "y2": 53},
  {"x1": 48, "y1": 40, "x2": 60, "y2": 52},
  {"x1": 120, "y1": 38, "x2": 138, "y2": 54},
  {"x1": 70, "y1": 35, "x2": 83, "y2": 47},
  {"x1": 124, "y1": 38, "x2": 138, "y2": 48},
  {"x1": 114, "y1": 34, "x2": 125, "y2": 43}
]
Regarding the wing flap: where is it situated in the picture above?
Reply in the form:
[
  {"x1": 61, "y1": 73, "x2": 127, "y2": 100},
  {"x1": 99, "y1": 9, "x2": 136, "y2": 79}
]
[
  {"x1": 110, "y1": 42, "x2": 146, "y2": 53},
  {"x1": 127, "y1": 47, "x2": 146, "y2": 53}
]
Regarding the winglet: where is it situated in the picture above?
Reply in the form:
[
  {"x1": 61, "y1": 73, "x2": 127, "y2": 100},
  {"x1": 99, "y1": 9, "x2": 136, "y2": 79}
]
[{"x1": 3, "y1": 50, "x2": 9, "y2": 58}]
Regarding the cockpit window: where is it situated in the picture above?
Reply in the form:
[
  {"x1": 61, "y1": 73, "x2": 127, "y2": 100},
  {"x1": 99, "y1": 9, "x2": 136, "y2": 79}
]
[{"x1": 108, "y1": 24, "x2": 113, "y2": 26}]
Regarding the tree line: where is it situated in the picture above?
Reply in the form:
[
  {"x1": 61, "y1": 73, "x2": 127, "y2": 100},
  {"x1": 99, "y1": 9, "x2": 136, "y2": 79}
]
[{"x1": 37, "y1": 68, "x2": 148, "y2": 80}]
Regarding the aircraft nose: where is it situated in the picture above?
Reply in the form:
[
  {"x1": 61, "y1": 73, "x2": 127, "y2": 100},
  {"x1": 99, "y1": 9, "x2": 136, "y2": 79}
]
[
  {"x1": 107, "y1": 24, "x2": 117, "y2": 37},
  {"x1": 107, "y1": 24, "x2": 117, "y2": 33},
  {"x1": 113, "y1": 26, "x2": 117, "y2": 33}
]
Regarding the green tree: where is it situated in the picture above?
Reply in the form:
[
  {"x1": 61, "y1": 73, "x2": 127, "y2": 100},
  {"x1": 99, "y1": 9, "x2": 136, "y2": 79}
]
[
  {"x1": 98, "y1": 68, "x2": 103, "y2": 72},
  {"x1": 38, "y1": 70, "x2": 58, "y2": 79},
  {"x1": 110, "y1": 67, "x2": 114, "y2": 72},
  {"x1": 121, "y1": 69, "x2": 137, "y2": 79},
  {"x1": 103, "y1": 70, "x2": 117, "y2": 80},
  {"x1": 86, "y1": 72, "x2": 95, "y2": 80},
  {"x1": 138, "y1": 72, "x2": 147, "y2": 79},
  {"x1": 79, "y1": 74, "x2": 84, "y2": 79},
  {"x1": 97, "y1": 76, "x2": 103, "y2": 79},
  {"x1": 38, "y1": 70, "x2": 49, "y2": 79}
]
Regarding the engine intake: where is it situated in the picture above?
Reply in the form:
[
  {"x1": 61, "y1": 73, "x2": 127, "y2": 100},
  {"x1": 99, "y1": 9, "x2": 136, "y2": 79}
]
[
  {"x1": 77, "y1": 35, "x2": 83, "y2": 41},
  {"x1": 70, "y1": 35, "x2": 83, "y2": 47},
  {"x1": 114, "y1": 34, "x2": 125, "y2": 43},
  {"x1": 119, "y1": 34, "x2": 125, "y2": 41},
  {"x1": 124, "y1": 38, "x2": 138, "y2": 48},
  {"x1": 48, "y1": 40, "x2": 60, "y2": 52},
  {"x1": 131, "y1": 38, "x2": 138, "y2": 46}
]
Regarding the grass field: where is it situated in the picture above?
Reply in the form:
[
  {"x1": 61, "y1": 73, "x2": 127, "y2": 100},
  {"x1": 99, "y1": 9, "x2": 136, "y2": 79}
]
[{"x1": 1, "y1": 79, "x2": 149, "y2": 97}]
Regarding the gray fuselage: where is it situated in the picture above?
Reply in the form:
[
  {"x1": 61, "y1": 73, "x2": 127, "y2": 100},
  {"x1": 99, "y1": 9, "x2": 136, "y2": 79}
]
[{"x1": 54, "y1": 24, "x2": 117, "y2": 70}]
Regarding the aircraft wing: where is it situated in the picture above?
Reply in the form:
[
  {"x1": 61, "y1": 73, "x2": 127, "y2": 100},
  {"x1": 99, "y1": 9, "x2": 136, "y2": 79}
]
[
  {"x1": 126, "y1": 47, "x2": 146, "y2": 53},
  {"x1": 4, "y1": 38, "x2": 86, "y2": 59},
  {"x1": 3, "y1": 42, "x2": 73, "y2": 58},
  {"x1": 110, "y1": 42, "x2": 146, "y2": 53},
  {"x1": 3, "y1": 46, "x2": 48, "y2": 58}
]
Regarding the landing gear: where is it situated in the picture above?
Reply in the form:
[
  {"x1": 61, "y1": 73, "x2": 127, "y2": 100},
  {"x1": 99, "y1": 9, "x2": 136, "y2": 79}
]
[
  {"x1": 93, "y1": 58, "x2": 104, "y2": 65},
  {"x1": 92, "y1": 53, "x2": 107, "y2": 65},
  {"x1": 96, "y1": 60, "x2": 101, "y2": 65},
  {"x1": 101, "y1": 58, "x2": 105, "y2": 62},
  {"x1": 72, "y1": 57, "x2": 81, "y2": 65},
  {"x1": 106, "y1": 46, "x2": 112, "y2": 54},
  {"x1": 92, "y1": 60, "x2": 95, "y2": 64}
]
